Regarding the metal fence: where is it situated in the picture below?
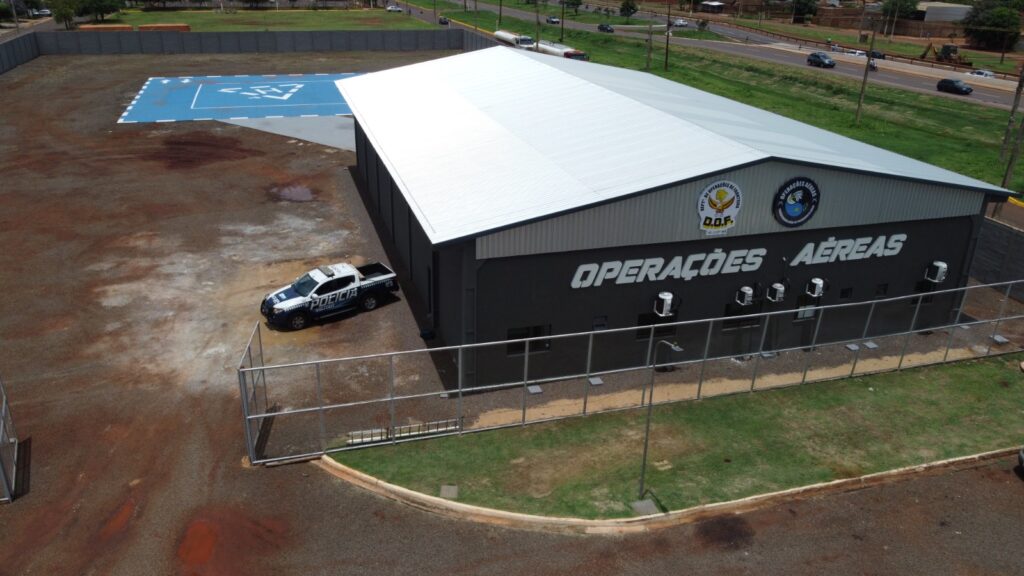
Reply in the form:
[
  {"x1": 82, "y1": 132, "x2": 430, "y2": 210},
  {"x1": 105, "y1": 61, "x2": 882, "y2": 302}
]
[
  {"x1": 237, "y1": 279, "x2": 1024, "y2": 465},
  {"x1": 0, "y1": 376, "x2": 18, "y2": 503}
]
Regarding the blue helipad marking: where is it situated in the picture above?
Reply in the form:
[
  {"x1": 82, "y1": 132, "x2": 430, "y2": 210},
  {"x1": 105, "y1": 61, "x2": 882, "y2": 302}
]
[{"x1": 118, "y1": 74, "x2": 359, "y2": 124}]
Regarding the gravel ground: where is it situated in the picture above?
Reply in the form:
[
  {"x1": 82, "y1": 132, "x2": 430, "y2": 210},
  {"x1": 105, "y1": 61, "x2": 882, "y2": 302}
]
[{"x1": 1, "y1": 52, "x2": 1023, "y2": 575}]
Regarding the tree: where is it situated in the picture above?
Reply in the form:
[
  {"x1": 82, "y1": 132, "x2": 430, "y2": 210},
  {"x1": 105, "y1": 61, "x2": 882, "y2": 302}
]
[
  {"x1": 881, "y1": 0, "x2": 915, "y2": 17},
  {"x1": 963, "y1": 1, "x2": 1021, "y2": 50},
  {"x1": 793, "y1": 0, "x2": 816, "y2": 18},
  {"x1": 78, "y1": 0, "x2": 122, "y2": 21},
  {"x1": 619, "y1": 0, "x2": 636, "y2": 21},
  {"x1": 564, "y1": 0, "x2": 580, "y2": 15},
  {"x1": 49, "y1": 0, "x2": 76, "y2": 28}
]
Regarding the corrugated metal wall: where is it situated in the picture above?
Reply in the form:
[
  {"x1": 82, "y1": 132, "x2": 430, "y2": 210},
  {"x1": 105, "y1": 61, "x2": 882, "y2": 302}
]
[
  {"x1": 32, "y1": 29, "x2": 463, "y2": 55},
  {"x1": 476, "y1": 161, "x2": 986, "y2": 259},
  {"x1": 0, "y1": 33, "x2": 39, "y2": 75}
]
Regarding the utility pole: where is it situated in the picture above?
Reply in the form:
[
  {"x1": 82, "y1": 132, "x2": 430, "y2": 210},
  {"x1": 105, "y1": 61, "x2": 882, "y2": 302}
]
[
  {"x1": 646, "y1": 22, "x2": 653, "y2": 70},
  {"x1": 997, "y1": 115, "x2": 1024, "y2": 219},
  {"x1": 559, "y1": 0, "x2": 565, "y2": 41},
  {"x1": 857, "y1": 0, "x2": 866, "y2": 38},
  {"x1": 535, "y1": 0, "x2": 541, "y2": 51},
  {"x1": 888, "y1": 2, "x2": 899, "y2": 41},
  {"x1": 664, "y1": 0, "x2": 671, "y2": 70},
  {"x1": 1001, "y1": 66, "x2": 1024, "y2": 162},
  {"x1": 498, "y1": 0, "x2": 503, "y2": 26},
  {"x1": 855, "y1": 19, "x2": 878, "y2": 125}
]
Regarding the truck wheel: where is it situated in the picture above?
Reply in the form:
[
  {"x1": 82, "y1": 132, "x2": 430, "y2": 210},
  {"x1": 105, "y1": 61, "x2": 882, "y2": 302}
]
[
  {"x1": 288, "y1": 312, "x2": 310, "y2": 331},
  {"x1": 360, "y1": 294, "x2": 378, "y2": 311}
]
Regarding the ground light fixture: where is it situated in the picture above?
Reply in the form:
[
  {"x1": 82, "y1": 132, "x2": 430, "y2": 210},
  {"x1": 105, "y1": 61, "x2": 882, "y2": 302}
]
[{"x1": 638, "y1": 340, "x2": 683, "y2": 502}]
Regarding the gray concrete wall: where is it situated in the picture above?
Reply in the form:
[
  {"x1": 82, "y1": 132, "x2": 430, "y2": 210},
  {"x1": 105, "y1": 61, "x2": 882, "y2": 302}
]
[
  {"x1": 0, "y1": 33, "x2": 40, "y2": 75},
  {"x1": 971, "y1": 217, "x2": 1024, "y2": 299}
]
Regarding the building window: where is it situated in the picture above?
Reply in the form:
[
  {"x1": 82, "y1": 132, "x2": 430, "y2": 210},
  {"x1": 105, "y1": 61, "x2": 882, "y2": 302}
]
[
  {"x1": 794, "y1": 294, "x2": 819, "y2": 321},
  {"x1": 507, "y1": 325, "x2": 552, "y2": 355},
  {"x1": 839, "y1": 287, "x2": 853, "y2": 300},
  {"x1": 722, "y1": 301, "x2": 761, "y2": 330},
  {"x1": 635, "y1": 313, "x2": 676, "y2": 340},
  {"x1": 875, "y1": 283, "x2": 888, "y2": 297}
]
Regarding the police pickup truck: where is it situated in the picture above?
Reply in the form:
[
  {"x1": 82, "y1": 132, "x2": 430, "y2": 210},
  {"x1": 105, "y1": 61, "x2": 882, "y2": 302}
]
[{"x1": 260, "y1": 262, "x2": 398, "y2": 330}]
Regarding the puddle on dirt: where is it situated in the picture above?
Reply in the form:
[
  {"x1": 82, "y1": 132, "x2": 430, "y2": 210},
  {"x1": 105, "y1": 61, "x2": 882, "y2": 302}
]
[
  {"x1": 141, "y1": 132, "x2": 265, "y2": 169},
  {"x1": 268, "y1": 183, "x2": 317, "y2": 203},
  {"x1": 695, "y1": 516, "x2": 755, "y2": 551}
]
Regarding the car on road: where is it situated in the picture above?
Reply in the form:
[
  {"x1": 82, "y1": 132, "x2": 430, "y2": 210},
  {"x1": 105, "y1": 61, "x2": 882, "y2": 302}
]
[
  {"x1": 260, "y1": 262, "x2": 399, "y2": 330},
  {"x1": 386, "y1": 4, "x2": 403, "y2": 12},
  {"x1": 597, "y1": 23, "x2": 614, "y2": 33},
  {"x1": 31, "y1": 8, "x2": 51, "y2": 16},
  {"x1": 438, "y1": 16, "x2": 449, "y2": 24},
  {"x1": 868, "y1": 49, "x2": 886, "y2": 60},
  {"x1": 545, "y1": 15, "x2": 560, "y2": 24},
  {"x1": 967, "y1": 69, "x2": 995, "y2": 79},
  {"x1": 806, "y1": 52, "x2": 835, "y2": 68},
  {"x1": 844, "y1": 49, "x2": 866, "y2": 57},
  {"x1": 937, "y1": 78, "x2": 973, "y2": 95},
  {"x1": 672, "y1": 18, "x2": 688, "y2": 27}
]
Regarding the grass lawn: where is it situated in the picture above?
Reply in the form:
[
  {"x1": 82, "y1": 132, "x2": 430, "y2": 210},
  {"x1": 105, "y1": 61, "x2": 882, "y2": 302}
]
[
  {"x1": 335, "y1": 353, "x2": 1024, "y2": 519},
  {"x1": 429, "y1": 7, "x2": 1020, "y2": 190},
  {"x1": 107, "y1": 8, "x2": 436, "y2": 31}
]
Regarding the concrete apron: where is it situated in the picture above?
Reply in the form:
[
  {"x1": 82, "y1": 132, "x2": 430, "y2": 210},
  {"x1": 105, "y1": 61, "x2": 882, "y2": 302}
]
[{"x1": 316, "y1": 447, "x2": 1020, "y2": 534}]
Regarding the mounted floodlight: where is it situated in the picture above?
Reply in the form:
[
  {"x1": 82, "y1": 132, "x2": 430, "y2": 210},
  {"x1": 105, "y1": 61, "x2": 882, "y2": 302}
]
[
  {"x1": 735, "y1": 286, "x2": 754, "y2": 306},
  {"x1": 767, "y1": 282, "x2": 786, "y2": 303},
  {"x1": 925, "y1": 261, "x2": 948, "y2": 284},
  {"x1": 806, "y1": 277, "x2": 825, "y2": 298},
  {"x1": 654, "y1": 291, "x2": 674, "y2": 317}
]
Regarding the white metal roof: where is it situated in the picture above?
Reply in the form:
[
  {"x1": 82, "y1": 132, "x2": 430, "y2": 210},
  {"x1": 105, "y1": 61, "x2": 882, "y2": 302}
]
[{"x1": 337, "y1": 47, "x2": 1008, "y2": 245}]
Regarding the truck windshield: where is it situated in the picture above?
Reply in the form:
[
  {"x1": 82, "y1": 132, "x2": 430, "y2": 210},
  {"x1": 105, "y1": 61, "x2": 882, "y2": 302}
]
[{"x1": 292, "y1": 274, "x2": 318, "y2": 297}]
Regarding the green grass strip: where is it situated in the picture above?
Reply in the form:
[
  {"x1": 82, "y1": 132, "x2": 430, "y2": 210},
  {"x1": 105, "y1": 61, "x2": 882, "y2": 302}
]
[
  {"x1": 335, "y1": 353, "x2": 1024, "y2": 519},
  {"x1": 108, "y1": 8, "x2": 435, "y2": 31}
]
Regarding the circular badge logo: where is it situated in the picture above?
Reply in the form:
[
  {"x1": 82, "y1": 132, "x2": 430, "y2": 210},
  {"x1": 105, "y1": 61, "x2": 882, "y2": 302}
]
[
  {"x1": 697, "y1": 180, "x2": 742, "y2": 236},
  {"x1": 773, "y1": 178, "x2": 820, "y2": 227}
]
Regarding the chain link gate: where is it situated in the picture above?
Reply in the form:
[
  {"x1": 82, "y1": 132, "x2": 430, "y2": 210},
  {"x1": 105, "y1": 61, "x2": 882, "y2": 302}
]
[{"x1": 0, "y1": 375, "x2": 18, "y2": 503}]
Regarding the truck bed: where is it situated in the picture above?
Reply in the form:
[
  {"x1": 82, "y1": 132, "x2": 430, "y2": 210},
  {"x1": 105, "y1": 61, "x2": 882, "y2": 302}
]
[{"x1": 357, "y1": 262, "x2": 394, "y2": 281}]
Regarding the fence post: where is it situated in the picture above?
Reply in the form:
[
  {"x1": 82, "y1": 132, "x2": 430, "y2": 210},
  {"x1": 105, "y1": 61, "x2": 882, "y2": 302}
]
[
  {"x1": 256, "y1": 323, "x2": 268, "y2": 412},
  {"x1": 0, "y1": 381, "x2": 13, "y2": 502},
  {"x1": 583, "y1": 332, "x2": 594, "y2": 416},
  {"x1": 315, "y1": 363, "x2": 327, "y2": 452},
  {"x1": 641, "y1": 326, "x2": 655, "y2": 406},
  {"x1": 388, "y1": 356, "x2": 397, "y2": 444},
  {"x1": 850, "y1": 300, "x2": 876, "y2": 377},
  {"x1": 749, "y1": 314, "x2": 771, "y2": 392},
  {"x1": 238, "y1": 369, "x2": 257, "y2": 466},
  {"x1": 801, "y1": 309, "x2": 825, "y2": 385},
  {"x1": 457, "y1": 347, "x2": 464, "y2": 435},
  {"x1": 943, "y1": 285, "x2": 968, "y2": 362},
  {"x1": 521, "y1": 340, "x2": 530, "y2": 426},
  {"x1": 984, "y1": 283, "x2": 1013, "y2": 356},
  {"x1": 898, "y1": 296, "x2": 923, "y2": 370},
  {"x1": 696, "y1": 321, "x2": 714, "y2": 400}
]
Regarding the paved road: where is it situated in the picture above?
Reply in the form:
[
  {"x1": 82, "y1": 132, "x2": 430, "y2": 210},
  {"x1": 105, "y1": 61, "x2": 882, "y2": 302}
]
[{"x1": 416, "y1": 2, "x2": 1016, "y2": 109}]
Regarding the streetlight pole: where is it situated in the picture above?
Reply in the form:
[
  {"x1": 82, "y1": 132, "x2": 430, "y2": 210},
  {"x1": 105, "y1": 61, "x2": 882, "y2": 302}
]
[
  {"x1": 559, "y1": 0, "x2": 565, "y2": 42},
  {"x1": 664, "y1": 0, "x2": 671, "y2": 71},
  {"x1": 854, "y1": 18, "x2": 877, "y2": 125},
  {"x1": 638, "y1": 340, "x2": 682, "y2": 500}
]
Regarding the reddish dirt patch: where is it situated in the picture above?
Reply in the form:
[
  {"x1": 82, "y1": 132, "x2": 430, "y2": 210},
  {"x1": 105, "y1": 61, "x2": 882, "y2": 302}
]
[
  {"x1": 176, "y1": 507, "x2": 288, "y2": 575},
  {"x1": 141, "y1": 132, "x2": 266, "y2": 170},
  {"x1": 98, "y1": 499, "x2": 137, "y2": 542}
]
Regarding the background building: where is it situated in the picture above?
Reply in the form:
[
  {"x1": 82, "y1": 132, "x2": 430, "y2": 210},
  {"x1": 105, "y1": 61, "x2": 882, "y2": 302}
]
[{"x1": 338, "y1": 47, "x2": 1011, "y2": 385}]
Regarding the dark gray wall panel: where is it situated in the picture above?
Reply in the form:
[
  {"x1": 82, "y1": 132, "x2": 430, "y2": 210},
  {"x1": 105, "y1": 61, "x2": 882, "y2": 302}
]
[
  {"x1": 35, "y1": 31, "x2": 57, "y2": 54},
  {"x1": 219, "y1": 32, "x2": 241, "y2": 52},
  {"x1": 348, "y1": 31, "x2": 367, "y2": 51},
  {"x1": 159, "y1": 32, "x2": 184, "y2": 54},
  {"x1": 199, "y1": 33, "x2": 220, "y2": 53},
  {"x1": 139, "y1": 32, "x2": 162, "y2": 53},
  {"x1": 311, "y1": 31, "x2": 331, "y2": 51},
  {"x1": 237, "y1": 32, "x2": 258, "y2": 53},
  {"x1": 293, "y1": 31, "x2": 314, "y2": 52},
  {"x1": 56, "y1": 32, "x2": 80, "y2": 53},
  {"x1": 119, "y1": 32, "x2": 141, "y2": 53},
  {"x1": 971, "y1": 218, "x2": 1024, "y2": 299},
  {"x1": 77, "y1": 31, "x2": 100, "y2": 54},
  {"x1": 98, "y1": 32, "x2": 120, "y2": 54},
  {"x1": 181, "y1": 32, "x2": 202, "y2": 53},
  {"x1": 269, "y1": 32, "x2": 290, "y2": 52}
]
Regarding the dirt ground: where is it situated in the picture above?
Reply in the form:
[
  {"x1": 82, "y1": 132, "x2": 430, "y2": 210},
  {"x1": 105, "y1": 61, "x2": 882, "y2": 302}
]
[
  {"x1": 2, "y1": 51, "x2": 1024, "y2": 576},
  {"x1": 0, "y1": 51, "x2": 454, "y2": 574}
]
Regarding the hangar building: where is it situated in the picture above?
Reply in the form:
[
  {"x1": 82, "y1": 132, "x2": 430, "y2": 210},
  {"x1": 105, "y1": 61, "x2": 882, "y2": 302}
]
[{"x1": 336, "y1": 47, "x2": 1011, "y2": 385}]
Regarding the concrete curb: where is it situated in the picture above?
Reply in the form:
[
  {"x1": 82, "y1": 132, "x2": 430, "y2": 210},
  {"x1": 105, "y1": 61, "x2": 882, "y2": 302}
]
[{"x1": 316, "y1": 446, "x2": 1019, "y2": 534}]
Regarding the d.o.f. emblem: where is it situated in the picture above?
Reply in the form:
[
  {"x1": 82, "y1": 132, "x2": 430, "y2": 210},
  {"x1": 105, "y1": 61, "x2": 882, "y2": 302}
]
[
  {"x1": 773, "y1": 178, "x2": 820, "y2": 227},
  {"x1": 697, "y1": 180, "x2": 742, "y2": 236}
]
